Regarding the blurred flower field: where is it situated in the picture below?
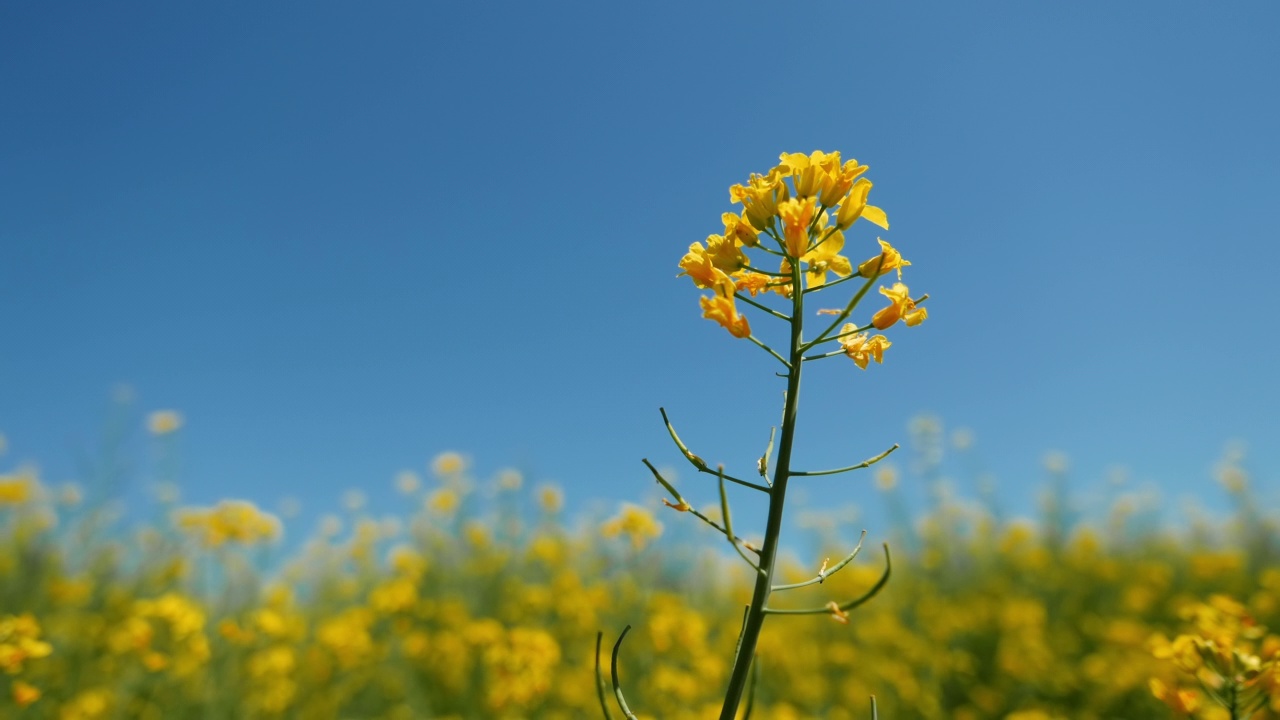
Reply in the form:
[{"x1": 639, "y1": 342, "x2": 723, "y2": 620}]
[{"x1": 1, "y1": 417, "x2": 1278, "y2": 719}]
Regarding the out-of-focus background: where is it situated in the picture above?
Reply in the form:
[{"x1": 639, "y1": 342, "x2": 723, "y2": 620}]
[{"x1": 3, "y1": 1, "x2": 1277, "y2": 530}]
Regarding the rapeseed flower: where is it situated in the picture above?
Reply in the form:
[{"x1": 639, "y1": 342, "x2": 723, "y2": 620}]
[{"x1": 872, "y1": 283, "x2": 928, "y2": 329}]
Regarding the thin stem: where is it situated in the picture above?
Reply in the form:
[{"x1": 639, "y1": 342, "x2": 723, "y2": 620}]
[
  {"x1": 790, "y1": 444, "x2": 899, "y2": 477},
  {"x1": 719, "y1": 236, "x2": 806, "y2": 720},
  {"x1": 772, "y1": 531, "x2": 866, "y2": 591},
  {"x1": 595, "y1": 633, "x2": 616, "y2": 720},
  {"x1": 801, "y1": 255, "x2": 886, "y2": 352},
  {"x1": 610, "y1": 626, "x2": 639, "y2": 720},
  {"x1": 659, "y1": 408, "x2": 771, "y2": 493},
  {"x1": 803, "y1": 272, "x2": 856, "y2": 294},
  {"x1": 719, "y1": 467, "x2": 764, "y2": 575},
  {"x1": 747, "y1": 334, "x2": 792, "y2": 370},
  {"x1": 735, "y1": 292, "x2": 790, "y2": 321},
  {"x1": 764, "y1": 544, "x2": 892, "y2": 616},
  {"x1": 740, "y1": 266, "x2": 791, "y2": 278},
  {"x1": 643, "y1": 459, "x2": 760, "y2": 556}
]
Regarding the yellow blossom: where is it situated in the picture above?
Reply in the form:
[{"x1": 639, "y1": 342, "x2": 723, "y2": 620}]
[
  {"x1": 871, "y1": 283, "x2": 928, "y2": 329},
  {"x1": 601, "y1": 503, "x2": 664, "y2": 551},
  {"x1": 801, "y1": 223, "x2": 852, "y2": 288},
  {"x1": 431, "y1": 451, "x2": 467, "y2": 476},
  {"x1": 147, "y1": 410, "x2": 183, "y2": 435},
  {"x1": 537, "y1": 484, "x2": 564, "y2": 513},
  {"x1": 12, "y1": 680, "x2": 40, "y2": 707},
  {"x1": 729, "y1": 170, "x2": 788, "y2": 231},
  {"x1": 173, "y1": 500, "x2": 282, "y2": 548},
  {"x1": 1149, "y1": 678, "x2": 1200, "y2": 714},
  {"x1": 677, "y1": 241, "x2": 731, "y2": 289},
  {"x1": 856, "y1": 238, "x2": 911, "y2": 280},
  {"x1": 427, "y1": 487, "x2": 460, "y2": 515},
  {"x1": 839, "y1": 326, "x2": 891, "y2": 369},
  {"x1": 699, "y1": 293, "x2": 751, "y2": 339},
  {"x1": 834, "y1": 177, "x2": 884, "y2": 231},
  {"x1": 0, "y1": 614, "x2": 53, "y2": 674},
  {"x1": 722, "y1": 212, "x2": 759, "y2": 247},
  {"x1": 778, "y1": 196, "x2": 818, "y2": 258},
  {"x1": 732, "y1": 270, "x2": 772, "y2": 296}
]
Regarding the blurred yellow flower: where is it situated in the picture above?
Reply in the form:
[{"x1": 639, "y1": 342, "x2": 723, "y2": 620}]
[
  {"x1": 173, "y1": 500, "x2": 281, "y2": 548},
  {"x1": 427, "y1": 487, "x2": 460, "y2": 515},
  {"x1": 0, "y1": 614, "x2": 52, "y2": 673},
  {"x1": 432, "y1": 451, "x2": 467, "y2": 477},
  {"x1": 0, "y1": 471, "x2": 35, "y2": 505},
  {"x1": 537, "y1": 484, "x2": 563, "y2": 513},
  {"x1": 601, "y1": 503, "x2": 664, "y2": 551},
  {"x1": 147, "y1": 410, "x2": 183, "y2": 435},
  {"x1": 12, "y1": 680, "x2": 40, "y2": 707}
]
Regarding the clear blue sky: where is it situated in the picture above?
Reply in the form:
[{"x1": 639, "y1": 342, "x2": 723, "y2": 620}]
[{"x1": 2, "y1": 1, "x2": 1277, "y2": 540}]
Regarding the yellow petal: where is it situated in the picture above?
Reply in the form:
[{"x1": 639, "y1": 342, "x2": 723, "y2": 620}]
[{"x1": 862, "y1": 205, "x2": 889, "y2": 230}]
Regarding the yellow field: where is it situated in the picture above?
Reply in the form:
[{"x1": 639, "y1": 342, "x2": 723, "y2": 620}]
[{"x1": 1, "y1": 437, "x2": 1276, "y2": 719}]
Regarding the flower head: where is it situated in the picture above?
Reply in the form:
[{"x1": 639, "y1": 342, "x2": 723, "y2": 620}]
[
  {"x1": 839, "y1": 326, "x2": 891, "y2": 369},
  {"x1": 871, "y1": 283, "x2": 927, "y2": 329},
  {"x1": 856, "y1": 239, "x2": 911, "y2": 280},
  {"x1": 700, "y1": 293, "x2": 751, "y2": 339}
]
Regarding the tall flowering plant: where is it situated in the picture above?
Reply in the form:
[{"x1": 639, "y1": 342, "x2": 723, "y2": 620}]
[{"x1": 598, "y1": 151, "x2": 929, "y2": 719}]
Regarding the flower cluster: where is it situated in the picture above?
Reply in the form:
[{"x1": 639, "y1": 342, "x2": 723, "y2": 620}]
[
  {"x1": 172, "y1": 499, "x2": 282, "y2": 548},
  {"x1": 678, "y1": 151, "x2": 926, "y2": 370},
  {"x1": 1150, "y1": 594, "x2": 1280, "y2": 716}
]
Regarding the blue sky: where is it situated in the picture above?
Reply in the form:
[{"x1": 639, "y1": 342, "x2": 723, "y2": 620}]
[{"x1": 2, "y1": 1, "x2": 1278, "y2": 542}]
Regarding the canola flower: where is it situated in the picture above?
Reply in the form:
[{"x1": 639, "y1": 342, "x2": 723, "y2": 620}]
[
  {"x1": 0, "y1": 427, "x2": 1278, "y2": 718},
  {"x1": 626, "y1": 151, "x2": 929, "y2": 719}
]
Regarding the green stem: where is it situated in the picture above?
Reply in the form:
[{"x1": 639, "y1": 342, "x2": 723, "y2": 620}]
[{"x1": 718, "y1": 250, "x2": 806, "y2": 720}]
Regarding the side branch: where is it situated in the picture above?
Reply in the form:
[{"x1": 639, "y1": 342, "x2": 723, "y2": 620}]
[
  {"x1": 610, "y1": 626, "x2": 640, "y2": 720},
  {"x1": 790, "y1": 444, "x2": 898, "y2": 477},
  {"x1": 595, "y1": 633, "x2": 616, "y2": 720},
  {"x1": 763, "y1": 544, "x2": 892, "y2": 616},
  {"x1": 771, "y1": 530, "x2": 866, "y2": 592},
  {"x1": 643, "y1": 459, "x2": 760, "y2": 556},
  {"x1": 735, "y1": 292, "x2": 791, "y2": 321},
  {"x1": 801, "y1": 255, "x2": 886, "y2": 352},
  {"x1": 719, "y1": 467, "x2": 765, "y2": 576},
  {"x1": 659, "y1": 408, "x2": 771, "y2": 493}
]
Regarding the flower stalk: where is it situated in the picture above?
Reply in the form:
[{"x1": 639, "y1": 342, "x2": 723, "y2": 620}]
[{"x1": 604, "y1": 150, "x2": 928, "y2": 718}]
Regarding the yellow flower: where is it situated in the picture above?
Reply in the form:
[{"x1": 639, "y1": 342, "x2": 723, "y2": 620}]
[
  {"x1": 871, "y1": 283, "x2": 928, "y2": 329},
  {"x1": 1149, "y1": 678, "x2": 1200, "y2": 714},
  {"x1": 173, "y1": 500, "x2": 281, "y2": 548},
  {"x1": 729, "y1": 170, "x2": 788, "y2": 231},
  {"x1": 12, "y1": 680, "x2": 40, "y2": 707},
  {"x1": 856, "y1": 239, "x2": 911, "y2": 280},
  {"x1": 537, "y1": 484, "x2": 564, "y2": 513},
  {"x1": 778, "y1": 197, "x2": 818, "y2": 258},
  {"x1": 427, "y1": 487, "x2": 460, "y2": 515},
  {"x1": 601, "y1": 503, "x2": 664, "y2": 551},
  {"x1": 432, "y1": 451, "x2": 467, "y2": 476},
  {"x1": 839, "y1": 326, "x2": 891, "y2": 369},
  {"x1": 677, "y1": 242, "x2": 725, "y2": 289},
  {"x1": 147, "y1": 410, "x2": 183, "y2": 435},
  {"x1": 819, "y1": 158, "x2": 870, "y2": 207},
  {"x1": 733, "y1": 270, "x2": 772, "y2": 297},
  {"x1": 722, "y1": 212, "x2": 759, "y2": 248},
  {"x1": 801, "y1": 224, "x2": 852, "y2": 289},
  {"x1": 0, "y1": 473, "x2": 34, "y2": 505},
  {"x1": 699, "y1": 294, "x2": 751, "y2": 339},
  {"x1": 0, "y1": 614, "x2": 53, "y2": 673}
]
